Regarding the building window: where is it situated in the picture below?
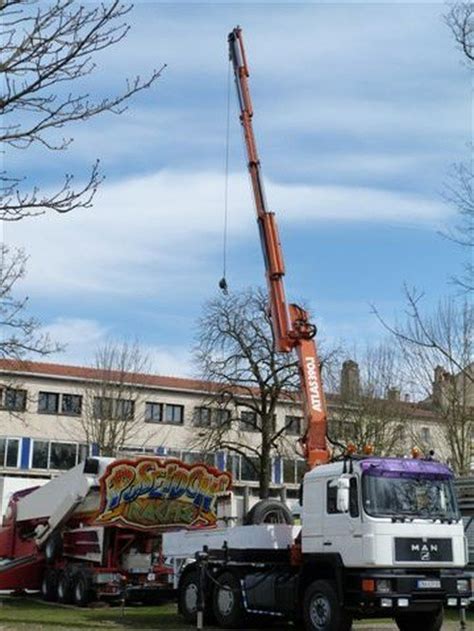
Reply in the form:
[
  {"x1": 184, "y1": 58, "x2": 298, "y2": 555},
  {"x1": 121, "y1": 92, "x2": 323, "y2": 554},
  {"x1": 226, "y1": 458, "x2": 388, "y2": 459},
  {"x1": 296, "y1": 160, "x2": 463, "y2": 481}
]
[
  {"x1": 395, "y1": 424, "x2": 406, "y2": 443},
  {"x1": 61, "y1": 394, "x2": 82, "y2": 416},
  {"x1": 164, "y1": 404, "x2": 184, "y2": 425},
  {"x1": 2, "y1": 388, "x2": 27, "y2": 412},
  {"x1": 421, "y1": 427, "x2": 431, "y2": 443},
  {"x1": 283, "y1": 458, "x2": 307, "y2": 484},
  {"x1": 166, "y1": 448, "x2": 182, "y2": 459},
  {"x1": 182, "y1": 451, "x2": 215, "y2": 466},
  {"x1": 193, "y1": 406, "x2": 212, "y2": 427},
  {"x1": 50, "y1": 442, "x2": 77, "y2": 470},
  {"x1": 285, "y1": 415, "x2": 302, "y2": 435},
  {"x1": 31, "y1": 440, "x2": 81, "y2": 470},
  {"x1": 32, "y1": 440, "x2": 49, "y2": 469},
  {"x1": 0, "y1": 438, "x2": 19, "y2": 468},
  {"x1": 240, "y1": 410, "x2": 258, "y2": 431},
  {"x1": 215, "y1": 408, "x2": 231, "y2": 427},
  {"x1": 115, "y1": 399, "x2": 134, "y2": 420},
  {"x1": 145, "y1": 402, "x2": 163, "y2": 423},
  {"x1": 93, "y1": 396, "x2": 113, "y2": 418},
  {"x1": 226, "y1": 454, "x2": 240, "y2": 480},
  {"x1": 93, "y1": 397, "x2": 134, "y2": 420},
  {"x1": 38, "y1": 391, "x2": 59, "y2": 414},
  {"x1": 283, "y1": 459, "x2": 296, "y2": 484},
  {"x1": 241, "y1": 457, "x2": 259, "y2": 482}
]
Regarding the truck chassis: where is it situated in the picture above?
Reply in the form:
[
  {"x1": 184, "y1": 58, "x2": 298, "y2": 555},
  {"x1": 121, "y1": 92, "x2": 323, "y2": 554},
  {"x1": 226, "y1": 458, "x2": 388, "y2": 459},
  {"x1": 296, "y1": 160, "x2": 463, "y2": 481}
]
[{"x1": 177, "y1": 544, "x2": 469, "y2": 631}]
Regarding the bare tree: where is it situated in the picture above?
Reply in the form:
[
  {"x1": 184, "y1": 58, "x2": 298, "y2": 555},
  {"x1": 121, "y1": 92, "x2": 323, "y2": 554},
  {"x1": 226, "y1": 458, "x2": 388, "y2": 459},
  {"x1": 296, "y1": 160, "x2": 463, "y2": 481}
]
[
  {"x1": 192, "y1": 288, "x2": 306, "y2": 499},
  {"x1": 0, "y1": 1, "x2": 163, "y2": 362},
  {"x1": 446, "y1": 2, "x2": 474, "y2": 64},
  {"x1": 0, "y1": 245, "x2": 58, "y2": 358},
  {"x1": 374, "y1": 291, "x2": 473, "y2": 474},
  {"x1": 330, "y1": 344, "x2": 413, "y2": 457},
  {"x1": 443, "y1": 163, "x2": 474, "y2": 292},
  {"x1": 0, "y1": 0, "x2": 164, "y2": 221},
  {"x1": 443, "y1": 4, "x2": 474, "y2": 292},
  {"x1": 80, "y1": 341, "x2": 155, "y2": 457}
]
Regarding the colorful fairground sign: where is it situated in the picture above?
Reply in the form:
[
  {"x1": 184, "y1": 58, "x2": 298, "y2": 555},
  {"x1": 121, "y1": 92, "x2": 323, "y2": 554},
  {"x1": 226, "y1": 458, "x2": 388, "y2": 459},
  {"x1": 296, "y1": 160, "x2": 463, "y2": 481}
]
[{"x1": 96, "y1": 458, "x2": 232, "y2": 530}]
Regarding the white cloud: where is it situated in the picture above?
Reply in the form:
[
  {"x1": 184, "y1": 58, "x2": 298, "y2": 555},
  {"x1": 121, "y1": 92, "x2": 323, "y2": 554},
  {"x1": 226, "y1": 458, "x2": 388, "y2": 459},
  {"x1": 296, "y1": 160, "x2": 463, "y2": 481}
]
[
  {"x1": 5, "y1": 169, "x2": 450, "y2": 302},
  {"x1": 38, "y1": 316, "x2": 194, "y2": 376},
  {"x1": 38, "y1": 318, "x2": 110, "y2": 365},
  {"x1": 147, "y1": 344, "x2": 194, "y2": 377},
  {"x1": 270, "y1": 180, "x2": 449, "y2": 225}
]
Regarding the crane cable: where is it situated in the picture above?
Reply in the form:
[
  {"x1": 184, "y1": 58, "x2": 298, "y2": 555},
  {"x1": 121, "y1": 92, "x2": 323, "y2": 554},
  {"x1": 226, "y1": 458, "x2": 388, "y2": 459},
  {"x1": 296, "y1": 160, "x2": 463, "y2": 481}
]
[{"x1": 218, "y1": 60, "x2": 232, "y2": 296}]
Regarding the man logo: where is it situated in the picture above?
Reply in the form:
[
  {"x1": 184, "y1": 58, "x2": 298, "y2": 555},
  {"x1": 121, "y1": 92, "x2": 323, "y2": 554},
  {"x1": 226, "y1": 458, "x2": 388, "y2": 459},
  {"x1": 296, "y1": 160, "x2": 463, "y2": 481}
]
[{"x1": 411, "y1": 542, "x2": 438, "y2": 560}]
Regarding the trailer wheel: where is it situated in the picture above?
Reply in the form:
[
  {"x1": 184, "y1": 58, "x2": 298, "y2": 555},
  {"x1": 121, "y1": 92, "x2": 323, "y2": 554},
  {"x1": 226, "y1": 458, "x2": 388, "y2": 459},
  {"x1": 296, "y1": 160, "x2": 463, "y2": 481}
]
[
  {"x1": 72, "y1": 570, "x2": 93, "y2": 607},
  {"x1": 57, "y1": 570, "x2": 73, "y2": 604},
  {"x1": 212, "y1": 571, "x2": 246, "y2": 629},
  {"x1": 303, "y1": 579, "x2": 351, "y2": 631},
  {"x1": 44, "y1": 532, "x2": 63, "y2": 563},
  {"x1": 395, "y1": 607, "x2": 443, "y2": 631},
  {"x1": 244, "y1": 499, "x2": 293, "y2": 525},
  {"x1": 40, "y1": 568, "x2": 58, "y2": 602}
]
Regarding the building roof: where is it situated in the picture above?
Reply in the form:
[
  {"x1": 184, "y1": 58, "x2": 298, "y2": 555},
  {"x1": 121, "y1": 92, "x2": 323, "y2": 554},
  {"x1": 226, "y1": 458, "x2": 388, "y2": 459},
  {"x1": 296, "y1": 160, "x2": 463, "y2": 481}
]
[{"x1": 0, "y1": 359, "x2": 214, "y2": 395}]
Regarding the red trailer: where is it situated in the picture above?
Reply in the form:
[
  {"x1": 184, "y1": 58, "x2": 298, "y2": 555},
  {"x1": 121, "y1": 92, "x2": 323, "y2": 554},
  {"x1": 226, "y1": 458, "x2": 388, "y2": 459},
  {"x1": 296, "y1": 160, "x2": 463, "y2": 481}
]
[{"x1": 0, "y1": 456, "x2": 231, "y2": 605}]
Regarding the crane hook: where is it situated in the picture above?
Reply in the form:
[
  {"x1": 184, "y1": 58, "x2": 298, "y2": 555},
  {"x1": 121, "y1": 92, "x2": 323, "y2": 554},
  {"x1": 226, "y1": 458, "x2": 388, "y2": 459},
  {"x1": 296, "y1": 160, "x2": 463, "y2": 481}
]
[{"x1": 219, "y1": 277, "x2": 229, "y2": 295}]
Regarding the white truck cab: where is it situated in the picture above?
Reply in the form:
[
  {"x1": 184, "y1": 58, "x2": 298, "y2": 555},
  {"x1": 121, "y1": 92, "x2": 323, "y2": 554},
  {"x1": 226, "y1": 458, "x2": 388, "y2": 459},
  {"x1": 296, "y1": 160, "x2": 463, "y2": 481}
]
[{"x1": 303, "y1": 457, "x2": 466, "y2": 567}]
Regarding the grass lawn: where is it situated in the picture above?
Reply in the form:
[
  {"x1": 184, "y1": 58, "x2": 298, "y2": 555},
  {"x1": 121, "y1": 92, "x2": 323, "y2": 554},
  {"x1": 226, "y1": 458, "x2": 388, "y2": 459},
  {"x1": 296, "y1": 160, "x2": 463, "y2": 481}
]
[
  {"x1": 0, "y1": 598, "x2": 184, "y2": 630},
  {"x1": 0, "y1": 597, "x2": 470, "y2": 630}
]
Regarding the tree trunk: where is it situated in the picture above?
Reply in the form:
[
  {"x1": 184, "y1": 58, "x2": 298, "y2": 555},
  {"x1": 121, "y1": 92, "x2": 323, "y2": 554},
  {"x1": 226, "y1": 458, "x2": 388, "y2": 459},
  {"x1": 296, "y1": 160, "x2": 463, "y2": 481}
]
[{"x1": 259, "y1": 420, "x2": 272, "y2": 499}]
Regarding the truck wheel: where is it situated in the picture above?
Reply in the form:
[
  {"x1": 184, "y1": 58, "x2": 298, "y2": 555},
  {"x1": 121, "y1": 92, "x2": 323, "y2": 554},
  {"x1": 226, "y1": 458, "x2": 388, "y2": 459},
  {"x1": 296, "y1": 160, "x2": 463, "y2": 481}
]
[
  {"x1": 303, "y1": 580, "x2": 350, "y2": 631},
  {"x1": 178, "y1": 566, "x2": 214, "y2": 624},
  {"x1": 244, "y1": 499, "x2": 293, "y2": 525},
  {"x1": 178, "y1": 569, "x2": 199, "y2": 623},
  {"x1": 40, "y1": 568, "x2": 58, "y2": 602},
  {"x1": 395, "y1": 607, "x2": 443, "y2": 631},
  {"x1": 57, "y1": 570, "x2": 73, "y2": 604},
  {"x1": 72, "y1": 570, "x2": 93, "y2": 607},
  {"x1": 212, "y1": 571, "x2": 246, "y2": 629}
]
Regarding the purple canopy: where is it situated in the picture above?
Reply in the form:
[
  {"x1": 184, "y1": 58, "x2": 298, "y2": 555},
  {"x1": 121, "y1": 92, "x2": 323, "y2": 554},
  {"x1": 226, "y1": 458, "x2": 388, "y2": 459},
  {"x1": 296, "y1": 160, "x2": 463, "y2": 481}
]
[{"x1": 360, "y1": 457, "x2": 453, "y2": 479}]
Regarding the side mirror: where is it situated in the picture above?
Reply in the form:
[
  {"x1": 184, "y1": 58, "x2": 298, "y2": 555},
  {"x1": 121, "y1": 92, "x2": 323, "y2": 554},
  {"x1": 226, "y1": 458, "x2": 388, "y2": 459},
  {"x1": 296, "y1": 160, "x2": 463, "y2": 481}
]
[{"x1": 337, "y1": 475, "x2": 350, "y2": 513}]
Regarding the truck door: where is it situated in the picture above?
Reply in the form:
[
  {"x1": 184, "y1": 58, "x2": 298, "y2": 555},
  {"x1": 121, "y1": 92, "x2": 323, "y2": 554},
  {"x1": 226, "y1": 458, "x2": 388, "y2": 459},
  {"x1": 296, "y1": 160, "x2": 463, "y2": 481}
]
[{"x1": 322, "y1": 476, "x2": 363, "y2": 567}]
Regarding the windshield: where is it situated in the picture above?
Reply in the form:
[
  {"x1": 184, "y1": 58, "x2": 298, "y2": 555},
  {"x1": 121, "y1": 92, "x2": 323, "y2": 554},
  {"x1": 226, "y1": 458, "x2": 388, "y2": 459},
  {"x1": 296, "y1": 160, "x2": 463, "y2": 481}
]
[{"x1": 362, "y1": 474, "x2": 460, "y2": 521}]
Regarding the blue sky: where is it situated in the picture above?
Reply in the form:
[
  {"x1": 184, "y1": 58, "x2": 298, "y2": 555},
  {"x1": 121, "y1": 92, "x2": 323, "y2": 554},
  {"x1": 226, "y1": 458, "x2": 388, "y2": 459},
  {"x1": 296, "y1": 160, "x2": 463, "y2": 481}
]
[{"x1": 5, "y1": 1, "x2": 471, "y2": 376}]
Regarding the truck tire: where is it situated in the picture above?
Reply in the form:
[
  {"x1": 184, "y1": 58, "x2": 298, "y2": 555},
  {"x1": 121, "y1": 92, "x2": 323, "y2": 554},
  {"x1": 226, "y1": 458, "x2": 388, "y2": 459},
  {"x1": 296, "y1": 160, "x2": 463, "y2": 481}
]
[
  {"x1": 395, "y1": 607, "x2": 443, "y2": 631},
  {"x1": 212, "y1": 571, "x2": 247, "y2": 629},
  {"x1": 303, "y1": 579, "x2": 352, "y2": 631},
  {"x1": 40, "y1": 568, "x2": 58, "y2": 602},
  {"x1": 178, "y1": 566, "x2": 214, "y2": 624},
  {"x1": 72, "y1": 570, "x2": 93, "y2": 607},
  {"x1": 244, "y1": 499, "x2": 294, "y2": 525},
  {"x1": 57, "y1": 569, "x2": 73, "y2": 604},
  {"x1": 44, "y1": 532, "x2": 63, "y2": 563}
]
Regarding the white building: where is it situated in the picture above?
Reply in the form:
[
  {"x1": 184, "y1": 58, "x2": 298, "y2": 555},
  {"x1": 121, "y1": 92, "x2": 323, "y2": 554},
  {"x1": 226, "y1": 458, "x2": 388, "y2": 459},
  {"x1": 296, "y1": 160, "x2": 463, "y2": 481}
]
[{"x1": 0, "y1": 359, "x2": 450, "y2": 500}]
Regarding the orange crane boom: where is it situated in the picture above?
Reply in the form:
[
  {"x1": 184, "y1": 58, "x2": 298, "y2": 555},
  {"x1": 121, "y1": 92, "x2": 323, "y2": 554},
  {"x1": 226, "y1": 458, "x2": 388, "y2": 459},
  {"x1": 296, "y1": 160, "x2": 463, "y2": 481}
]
[{"x1": 228, "y1": 27, "x2": 330, "y2": 469}]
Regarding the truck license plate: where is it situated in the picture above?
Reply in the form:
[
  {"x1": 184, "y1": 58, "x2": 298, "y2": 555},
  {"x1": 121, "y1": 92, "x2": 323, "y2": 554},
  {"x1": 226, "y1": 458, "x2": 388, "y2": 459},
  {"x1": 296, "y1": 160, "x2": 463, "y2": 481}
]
[{"x1": 417, "y1": 579, "x2": 441, "y2": 589}]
